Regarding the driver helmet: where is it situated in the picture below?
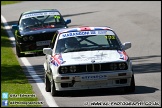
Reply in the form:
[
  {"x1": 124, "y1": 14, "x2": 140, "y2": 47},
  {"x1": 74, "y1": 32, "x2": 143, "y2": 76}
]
[{"x1": 65, "y1": 37, "x2": 80, "y2": 49}]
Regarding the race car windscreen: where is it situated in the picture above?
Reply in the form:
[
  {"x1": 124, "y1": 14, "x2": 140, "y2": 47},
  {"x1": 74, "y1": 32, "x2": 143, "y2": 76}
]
[
  {"x1": 19, "y1": 11, "x2": 65, "y2": 31},
  {"x1": 55, "y1": 30, "x2": 122, "y2": 53}
]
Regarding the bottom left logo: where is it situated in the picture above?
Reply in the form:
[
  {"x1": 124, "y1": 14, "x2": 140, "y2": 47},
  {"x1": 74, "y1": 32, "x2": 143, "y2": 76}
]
[{"x1": 2, "y1": 100, "x2": 8, "y2": 106}]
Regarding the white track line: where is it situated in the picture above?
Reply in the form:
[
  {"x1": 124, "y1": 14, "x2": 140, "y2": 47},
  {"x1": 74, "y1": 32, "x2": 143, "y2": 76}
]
[{"x1": 1, "y1": 15, "x2": 58, "y2": 107}]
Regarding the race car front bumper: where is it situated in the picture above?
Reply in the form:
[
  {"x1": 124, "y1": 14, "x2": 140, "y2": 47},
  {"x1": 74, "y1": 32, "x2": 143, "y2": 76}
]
[
  {"x1": 17, "y1": 40, "x2": 51, "y2": 53},
  {"x1": 53, "y1": 70, "x2": 133, "y2": 91}
]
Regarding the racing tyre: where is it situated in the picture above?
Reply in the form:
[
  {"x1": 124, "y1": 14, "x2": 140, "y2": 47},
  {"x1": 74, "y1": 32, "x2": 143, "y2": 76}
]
[
  {"x1": 51, "y1": 80, "x2": 59, "y2": 96},
  {"x1": 16, "y1": 44, "x2": 24, "y2": 57},
  {"x1": 45, "y1": 74, "x2": 51, "y2": 92},
  {"x1": 124, "y1": 74, "x2": 135, "y2": 93}
]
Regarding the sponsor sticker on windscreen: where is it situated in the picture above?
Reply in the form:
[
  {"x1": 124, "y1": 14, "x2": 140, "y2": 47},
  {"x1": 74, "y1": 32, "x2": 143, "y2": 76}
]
[
  {"x1": 59, "y1": 30, "x2": 115, "y2": 39},
  {"x1": 22, "y1": 12, "x2": 60, "y2": 19},
  {"x1": 81, "y1": 74, "x2": 107, "y2": 81}
]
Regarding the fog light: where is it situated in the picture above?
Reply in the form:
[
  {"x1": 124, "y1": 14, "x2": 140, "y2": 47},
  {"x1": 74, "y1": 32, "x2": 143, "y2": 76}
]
[{"x1": 61, "y1": 77, "x2": 69, "y2": 80}]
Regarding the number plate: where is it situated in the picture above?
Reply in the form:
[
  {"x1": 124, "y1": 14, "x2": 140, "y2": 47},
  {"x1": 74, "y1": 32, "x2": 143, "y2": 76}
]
[{"x1": 36, "y1": 40, "x2": 51, "y2": 46}]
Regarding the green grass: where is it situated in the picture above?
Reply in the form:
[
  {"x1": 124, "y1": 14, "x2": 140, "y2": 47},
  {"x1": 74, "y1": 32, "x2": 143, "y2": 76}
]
[
  {"x1": 1, "y1": 1, "x2": 22, "y2": 5},
  {"x1": 1, "y1": 2, "x2": 43, "y2": 106},
  {"x1": 1, "y1": 24, "x2": 42, "y2": 107}
]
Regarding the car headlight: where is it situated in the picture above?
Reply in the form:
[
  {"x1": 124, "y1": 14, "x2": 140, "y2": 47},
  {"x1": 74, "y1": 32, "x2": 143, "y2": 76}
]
[
  {"x1": 29, "y1": 36, "x2": 34, "y2": 40},
  {"x1": 109, "y1": 63, "x2": 117, "y2": 70},
  {"x1": 69, "y1": 66, "x2": 76, "y2": 72},
  {"x1": 118, "y1": 63, "x2": 126, "y2": 70},
  {"x1": 60, "y1": 66, "x2": 68, "y2": 73},
  {"x1": 23, "y1": 36, "x2": 28, "y2": 41}
]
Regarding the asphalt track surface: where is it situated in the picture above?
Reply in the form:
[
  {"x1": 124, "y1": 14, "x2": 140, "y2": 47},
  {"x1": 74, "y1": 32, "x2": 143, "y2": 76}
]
[{"x1": 1, "y1": 1, "x2": 161, "y2": 107}]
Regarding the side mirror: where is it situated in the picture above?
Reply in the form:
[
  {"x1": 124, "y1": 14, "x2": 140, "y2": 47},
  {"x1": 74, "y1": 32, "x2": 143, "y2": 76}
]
[
  {"x1": 122, "y1": 42, "x2": 131, "y2": 50},
  {"x1": 43, "y1": 48, "x2": 52, "y2": 55},
  {"x1": 65, "y1": 19, "x2": 71, "y2": 25},
  {"x1": 12, "y1": 25, "x2": 19, "y2": 30}
]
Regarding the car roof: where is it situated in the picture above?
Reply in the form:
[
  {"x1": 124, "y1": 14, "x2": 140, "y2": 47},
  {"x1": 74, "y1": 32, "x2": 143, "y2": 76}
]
[
  {"x1": 22, "y1": 9, "x2": 60, "y2": 15},
  {"x1": 58, "y1": 26, "x2": 113, "y2": 34}
]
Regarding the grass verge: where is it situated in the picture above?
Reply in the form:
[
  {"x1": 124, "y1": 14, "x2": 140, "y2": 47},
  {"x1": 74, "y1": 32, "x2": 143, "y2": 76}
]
[
  {"x1": 1, "y1": 1, "x2": 42, "y2": 107},
  {"x1": 1, "y1": 1, "x2": 22, "y2": 5}
]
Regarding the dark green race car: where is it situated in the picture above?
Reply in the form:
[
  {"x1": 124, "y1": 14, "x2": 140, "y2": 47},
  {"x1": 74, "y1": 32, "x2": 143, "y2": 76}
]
[{"x1": 12, "y1": 9, "x2": 71, "y2": 57}]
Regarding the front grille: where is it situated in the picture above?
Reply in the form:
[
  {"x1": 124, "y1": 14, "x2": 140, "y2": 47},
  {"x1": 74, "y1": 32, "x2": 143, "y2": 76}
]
[
  {"x1": 59, "y1": 62, "x2": 128, "y2": 74},
  {"x1": 34, "y1": 32, "x2": 54, "y2": 41},
  {"x1": 86, "y1": 64, "x2": 101, "y2": 72},
  {"x1": 21, "y1": 32, "x2": 55, "y2": 43}
]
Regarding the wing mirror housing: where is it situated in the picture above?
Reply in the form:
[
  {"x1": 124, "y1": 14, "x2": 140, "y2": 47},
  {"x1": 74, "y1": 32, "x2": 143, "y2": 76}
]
[
  {"x1": 43, "y1": 48, "x2": 52, "y2": 55},
  {"x1": 122, "y1": 42, "x2": 131, "y2": 50},
  {"x1": 12, "y1": 25, "x2": 19, "y2": 30},
  {"x1": 65, "y1": 19, "x2": 71, "y2": 25}
]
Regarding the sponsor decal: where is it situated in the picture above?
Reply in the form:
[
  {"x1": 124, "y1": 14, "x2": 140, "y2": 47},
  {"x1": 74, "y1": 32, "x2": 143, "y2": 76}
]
[
  {"x1": 71, "y1": 52, "x2": 108, "y2": 61},
  {"x1": 117, "y1": 50, "x2": 128, "y2": 60},
  {"x1": 81, "y1": 75, "x2": 107, "y2": 81},
  {"x1": 59, "y1": 30, "x2": 115, "y2": 39},
  {"x1": 51, "y1": 54, "x2": 64, "y2": 66},
  {"x1": 22, "y1": 12, "x2": 60, "y2": 19}
]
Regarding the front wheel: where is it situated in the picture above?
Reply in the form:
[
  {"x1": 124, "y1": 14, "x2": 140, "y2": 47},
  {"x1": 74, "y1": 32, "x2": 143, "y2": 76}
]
[
  {"x1": 45, "y1": 74, "x2": 51, "y2": 92},
  {"x1": 51, "y1": 80, "x2": 59, "y2": 96},
  {"x1": 16, "y1": 44, "x2": 24, "y2": 57}
]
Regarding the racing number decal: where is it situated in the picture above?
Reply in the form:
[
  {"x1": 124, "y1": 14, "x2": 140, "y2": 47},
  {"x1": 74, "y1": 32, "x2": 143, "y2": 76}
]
[
  {"x1": 54, "y1": 15, "x2": 60, "y2": 19},
  {"x1": 105, "y1": 35, "x2": 116, "y2": 39}
]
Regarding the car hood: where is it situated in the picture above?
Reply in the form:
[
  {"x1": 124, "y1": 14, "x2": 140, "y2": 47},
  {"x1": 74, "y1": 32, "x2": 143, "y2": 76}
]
[
  {"x1": 51, "y1": 50, "x2": 129, "y2": 66},
  {"x1": 19, "y1": 26, "x2": 66, "y2": 36}
]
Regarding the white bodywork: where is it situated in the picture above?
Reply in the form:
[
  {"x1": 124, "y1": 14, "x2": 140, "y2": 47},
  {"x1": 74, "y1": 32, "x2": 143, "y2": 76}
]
[
  {"x1": 44, "y1": 49, "x2": 133, "y2": 91},
  {"x1": 43, "y1": 27, "x2": 133, "y2": 92}
]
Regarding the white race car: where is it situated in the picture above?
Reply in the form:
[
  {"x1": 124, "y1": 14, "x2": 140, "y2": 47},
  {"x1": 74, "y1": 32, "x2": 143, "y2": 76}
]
[{"x1": 43, "y1": 26, "x2": 135, "y2": 96}]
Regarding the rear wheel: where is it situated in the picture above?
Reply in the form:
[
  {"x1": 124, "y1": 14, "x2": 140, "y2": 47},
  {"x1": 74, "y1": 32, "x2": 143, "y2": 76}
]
[
  {"x1": 16, "y1": 44, "x2": 24, "y2": 57},
  {"x1": 124, "y1": 74, "x2": 135, "y2": 93},
  {"x1": 45, "y1": 74, "x2": 51, "y2": 92}
]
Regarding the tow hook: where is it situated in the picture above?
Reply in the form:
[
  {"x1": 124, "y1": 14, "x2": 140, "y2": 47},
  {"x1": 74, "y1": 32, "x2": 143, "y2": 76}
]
[{"x1": 69, "y1": 80, "x2": 75, "y2": 87}]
